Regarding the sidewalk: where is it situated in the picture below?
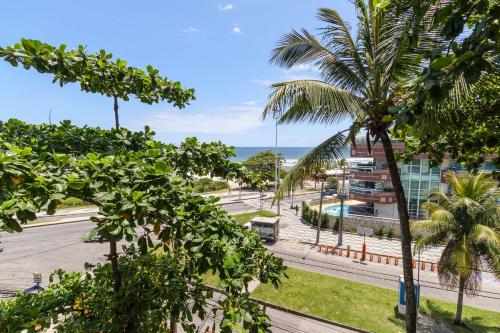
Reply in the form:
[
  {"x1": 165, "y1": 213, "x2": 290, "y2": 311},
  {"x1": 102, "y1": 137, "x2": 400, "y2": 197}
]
[{"x1": 247, "y1": 198, "x2": 444, "y2": 262}]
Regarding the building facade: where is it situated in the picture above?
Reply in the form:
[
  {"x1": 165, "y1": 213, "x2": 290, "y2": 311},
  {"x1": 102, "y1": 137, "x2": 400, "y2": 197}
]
[{"x1": 348, "y1": 141, "x2": 495, "y2": 219}]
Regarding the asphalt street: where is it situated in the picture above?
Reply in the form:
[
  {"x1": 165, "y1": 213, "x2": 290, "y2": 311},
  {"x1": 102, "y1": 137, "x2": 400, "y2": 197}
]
[{"x1": 2, "y1": 218, "x2": 500, "y2": 313}]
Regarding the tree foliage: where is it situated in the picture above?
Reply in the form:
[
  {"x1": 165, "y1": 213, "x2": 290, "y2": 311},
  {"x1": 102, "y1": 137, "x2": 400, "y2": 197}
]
[
  {"x1": 0, "y1": 39, "x2": 195, "y2": 127},
  {"x1": 0, "y1": 121, "x2": 283, "y2": 332},
  {"x1": 242, "y1": 150, "x2": 286, "y2": 185},
  {"x1": 395, "y1": 72, "x2": 499, "y2": 172},
  {"x1": 407, "y1": 0, "x2": 499, "y2": 106}
]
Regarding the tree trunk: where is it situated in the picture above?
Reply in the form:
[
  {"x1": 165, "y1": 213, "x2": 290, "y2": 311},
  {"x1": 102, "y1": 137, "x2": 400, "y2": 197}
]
[
  {"x1": 338, "y1": 169, "x2": 346, "y2": 246},
  {"x1": 109, "y1": 239, "x2": 121, "y2": 291},
  {"x1": 315, "y1": 180, "x2": 324, "y2": 244},
  {"x1": 170, "y1": 320, "x2": 177, "y2": 333},
  {"x1": 338, "y1": 196, "x2": 344, "y2": 246},
  {"x1": 379, "y1": 131, "x2": 417, "y2": 333},
  {"x1": 111, "y1": 95, "x2": 122, "y2": 293},
  {"x1": 455, "y1": 277, "x2": 466, "y2": 325},
  {"x1": 113, "y1": 95, "x2": 120, "y2": 130}
]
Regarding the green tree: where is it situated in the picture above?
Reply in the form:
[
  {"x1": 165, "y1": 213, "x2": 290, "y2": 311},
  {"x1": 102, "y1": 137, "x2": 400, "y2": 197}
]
[
  {"x1": 412, "y1": 172, "x2": 499, "y2": 325},
  {"x1": 0, "y1": 126, "x2": 285, "y2": 332},
  {"x1": 406, "y1": 0, "x2": 499, "y2": 106},
  {"x1": 0, "y1": 39, "x2": 195, "y2": 129},
  {"x1": 263, "y1": 3, "x2": 438, "y2": 330},
  {"x1": 242, "y1": 150, "x2": 285, "y2": 186},
  {"x1": 336, "y1": 158, "x2": 350, "y2": 246},
  {"x1": 326, "y1": 176, "x2": 339, "y2": 189},
  {"x1": 395, "y1": 72, "x2": 500, "y2": 173}
]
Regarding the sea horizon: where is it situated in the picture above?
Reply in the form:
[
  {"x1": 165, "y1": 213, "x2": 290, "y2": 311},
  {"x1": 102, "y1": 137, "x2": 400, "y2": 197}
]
[{"x1": 233, "y1": 146, "x2": 350, "y2": 167}]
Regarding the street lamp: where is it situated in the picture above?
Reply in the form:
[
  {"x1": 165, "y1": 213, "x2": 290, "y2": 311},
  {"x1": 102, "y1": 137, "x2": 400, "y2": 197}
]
[{"x1": 274, "y1": 117, "x2": 281, "y2": 216}]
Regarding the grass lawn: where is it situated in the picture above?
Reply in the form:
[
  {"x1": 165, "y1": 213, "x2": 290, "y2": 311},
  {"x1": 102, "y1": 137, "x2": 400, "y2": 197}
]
[
  {"x1": 231, "y1": 210, "x2": 276, "y2": 225},
  {"x1": 252, "y1": 267, "x2": 500, "y2": 333}
]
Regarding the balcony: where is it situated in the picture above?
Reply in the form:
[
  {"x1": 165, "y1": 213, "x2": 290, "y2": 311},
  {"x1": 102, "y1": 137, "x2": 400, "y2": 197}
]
[
  {"x1": 352, "y1": 169, "x2": 391, "y2": 182},
  {"x1": 350, "y1": 143, "x2": 405, "y2": 159},
  {"x1": 349, "y1": 188, "x2": 396, "y2": 204}
]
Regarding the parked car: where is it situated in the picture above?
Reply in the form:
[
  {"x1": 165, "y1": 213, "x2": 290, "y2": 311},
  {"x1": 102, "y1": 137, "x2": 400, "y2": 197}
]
[
  {"x1": 323, "y1": 189, "x2": 337, "y2": 197},
  {"x1": 0, "y1": 237, "x2": 4, "y2": 252}
]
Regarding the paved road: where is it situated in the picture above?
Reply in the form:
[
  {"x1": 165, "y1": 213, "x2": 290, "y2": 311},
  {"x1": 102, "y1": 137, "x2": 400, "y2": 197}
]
[
  {"x1": 0, "y1": 221, "x2": 359, "y2": 332},
  {"x1": 2, "y1": 219, "x2": 499, "y2": 312}
]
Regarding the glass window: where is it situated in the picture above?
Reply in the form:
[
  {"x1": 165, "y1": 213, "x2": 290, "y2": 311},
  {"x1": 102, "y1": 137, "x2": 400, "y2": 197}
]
[{"x1": 410, "y1": 181, "x2": 420, "y2": 189}]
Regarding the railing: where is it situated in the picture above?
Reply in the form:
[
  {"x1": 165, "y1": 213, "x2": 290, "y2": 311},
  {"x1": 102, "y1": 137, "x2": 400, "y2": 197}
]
[
  {"x1": 349, "y1": 189, "x2": 396, "y2": 203},
  {"x1": 352, "y1": 169, "x2": 391, "y2": 181}
]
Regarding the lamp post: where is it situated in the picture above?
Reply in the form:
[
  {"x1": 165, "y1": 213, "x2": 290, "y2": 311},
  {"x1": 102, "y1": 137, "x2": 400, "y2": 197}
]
[{"x1": 274, "y1": 117, "x2": 281, "y2": 216}]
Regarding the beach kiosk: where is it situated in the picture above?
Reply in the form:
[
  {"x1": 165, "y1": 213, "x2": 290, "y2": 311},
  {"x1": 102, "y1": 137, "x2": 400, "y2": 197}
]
[
  {"x1": 397, "y1": 275, "x2": 420, "y2": 315},
  {"x1": 250, "y1": 216, "x2": 280, "y2": 241}
]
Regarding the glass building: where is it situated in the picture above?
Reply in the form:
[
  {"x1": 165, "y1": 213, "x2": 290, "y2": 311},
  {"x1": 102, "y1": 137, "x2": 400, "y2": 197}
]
[{"x1": 400, "y1": 159, "x2": 442, "y2": 219}]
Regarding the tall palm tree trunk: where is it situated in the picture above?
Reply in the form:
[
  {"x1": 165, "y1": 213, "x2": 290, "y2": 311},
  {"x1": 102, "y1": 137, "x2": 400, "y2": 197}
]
[
  {"x1": 379, "y1": 131, "x2": 417, "y2": 333},
  {"x1": 316, "y1": 180, "x2": 325, "y2": 244},
  {"x1": 455, "y1": 278, "x2": 466, "y2": 325},
  {"x1": 338, "y1": 168, "x2": 346, "y2": 246}
]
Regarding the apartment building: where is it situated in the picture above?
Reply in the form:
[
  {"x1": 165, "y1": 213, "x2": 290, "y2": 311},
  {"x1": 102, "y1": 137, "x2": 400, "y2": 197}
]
[{"x1": 348, "y1": 141, "x2": 496, "y2": 219}]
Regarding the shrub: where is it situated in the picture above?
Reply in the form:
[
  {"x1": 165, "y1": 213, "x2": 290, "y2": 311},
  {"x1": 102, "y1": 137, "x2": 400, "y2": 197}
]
[
  {"x1": 194, "y1": 178, "x2": 228, "y2": 193},
  {"x1": 333, "y1": 217, "x2": 340, "y2": 231},
  {"x1": 374, "y1": 227, "x2": 385, "y2": 237},
  {"x1": 326, "y1": 176, "x2": 339, "y2": 189},
  {"x1": 321, "y1": 213, "x2": 329, "y2": 228},
  {"x1": 386, "y1": 228, "x2": 395, "y2": 238}
]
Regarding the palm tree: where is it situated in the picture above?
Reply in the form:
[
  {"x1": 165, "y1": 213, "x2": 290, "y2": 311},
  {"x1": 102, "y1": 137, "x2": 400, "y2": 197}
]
[
  {"x1": 263, "y1": 2, "x2": 440, "y2": 331},
  {"x1": 314, "y1": 168, "x2": 328, "y2": 244},
  {"x1": 337, "y1": 158, "x2": 349, "y2": 246},
  {"x1": 412, "y1": 172, "x2": 499, "y2": 325}
]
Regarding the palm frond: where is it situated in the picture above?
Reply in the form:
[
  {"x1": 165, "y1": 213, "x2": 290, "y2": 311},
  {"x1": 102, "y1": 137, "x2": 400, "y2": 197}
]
[
  {"x1": 262, "y1": 80, "x2": 361, "y2": 125},
  {"x1": 274, "y1": 131, "x2": 348, "y2": 201},
  {"x1": 316, "y1": 8, "x2": 369, "y2": 85},
  {"x1": 469, "y1": 224, "x2": 500, "y2": 247},
  {"x1": 270, "y1": 27, "x2": 367, "y2": 94}
]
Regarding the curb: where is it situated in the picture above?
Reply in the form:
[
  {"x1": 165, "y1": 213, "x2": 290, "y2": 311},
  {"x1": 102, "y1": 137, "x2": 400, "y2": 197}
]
[
  {"x1": 204, "y1": 284, "x2": 369, "y2": 333},
  {"x1": 22, "y1": 217, "x2": 91, "y2": 229},
  {"x1": 252, "y1": 298, "x2": 371, "y2": 333}
]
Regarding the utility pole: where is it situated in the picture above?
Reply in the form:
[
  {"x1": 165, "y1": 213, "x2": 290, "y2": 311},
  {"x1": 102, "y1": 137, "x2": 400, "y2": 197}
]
[{"x1": 275, "y1": 118, "x2": 281, "y2": 216}]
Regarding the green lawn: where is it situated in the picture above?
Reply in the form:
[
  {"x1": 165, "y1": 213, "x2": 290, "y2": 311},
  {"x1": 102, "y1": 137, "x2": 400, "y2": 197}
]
[
  {"x1": 252, "y1": 267, "x2": 500, "y2": 333},
  {"x1": 231, "y1": 210, "x2": 276, "y2": 225}
]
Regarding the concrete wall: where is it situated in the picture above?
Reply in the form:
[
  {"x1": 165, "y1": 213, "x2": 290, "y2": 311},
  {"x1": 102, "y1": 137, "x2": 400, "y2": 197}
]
[{"x1": 374, "y1": 203, "x2": 399, "y2": 219}]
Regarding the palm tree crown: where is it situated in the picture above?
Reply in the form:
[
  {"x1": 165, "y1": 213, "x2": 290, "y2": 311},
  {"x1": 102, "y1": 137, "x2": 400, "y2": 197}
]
[
  {"x1": 412, "y1": 172, "x2": 499, "y2": 324},
  {"x1": 413, "y1": 172, "x2": 499, "y2": 291}
]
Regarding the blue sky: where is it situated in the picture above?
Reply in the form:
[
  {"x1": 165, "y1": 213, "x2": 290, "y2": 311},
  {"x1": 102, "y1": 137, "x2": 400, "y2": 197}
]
[{"x1": 0, "y1": 0, "x2": 355, "y2": 147}]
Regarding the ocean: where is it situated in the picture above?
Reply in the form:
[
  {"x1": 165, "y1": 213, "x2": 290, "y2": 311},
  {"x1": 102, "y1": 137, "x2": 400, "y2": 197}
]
[{"x1": 233, "y1": 147, "x2": 350, "y2": 167}]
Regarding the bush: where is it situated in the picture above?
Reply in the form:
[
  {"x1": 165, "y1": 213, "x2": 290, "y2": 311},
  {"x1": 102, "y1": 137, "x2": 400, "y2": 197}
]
[
  {"x1": 385, "y1": 228, "x2": 394, "y2": 238},
  {"x1": 321, "y1": 213, "x2": 329, "y2": 228},
  {"x1": 374, "y1": 227, "x2": 385, "y2": 237},
  {"x1": 194, "y1": 178, "x2": 228, "y2": 193},
  {"x1": 333, "y1": 217, "x2": 340, "y2": 231},
  {"x1": 326, "y1": 176, "x2": 339, "y2": 189}
]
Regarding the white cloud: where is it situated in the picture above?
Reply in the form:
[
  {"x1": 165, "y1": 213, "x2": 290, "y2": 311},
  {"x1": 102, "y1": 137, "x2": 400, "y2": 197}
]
[
  {"x1": 132, "y1": 103, "x2": 264, "y2": 135},
  {"x1": 232, "y1": 25, "x2": 242, "y2": 34},
  {"x1": 181, "y1": 26, "x2": 199, "y2": 34},
  {"x1": 241, "y1": 100, "x2": 260, "y2": 106},
  {"x1": 252, "y1": 64, "x2": 320, "y2": 86},
  {"x1": 219, "y1": 4, "x2": 234, "y2": 11}
]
